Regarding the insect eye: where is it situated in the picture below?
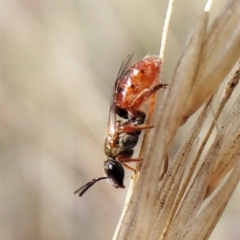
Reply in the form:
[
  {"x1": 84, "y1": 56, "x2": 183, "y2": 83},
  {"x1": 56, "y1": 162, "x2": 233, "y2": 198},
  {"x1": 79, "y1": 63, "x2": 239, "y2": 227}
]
[{"x1": 104, "y1": 159, "x2": 125, "y2": 188}]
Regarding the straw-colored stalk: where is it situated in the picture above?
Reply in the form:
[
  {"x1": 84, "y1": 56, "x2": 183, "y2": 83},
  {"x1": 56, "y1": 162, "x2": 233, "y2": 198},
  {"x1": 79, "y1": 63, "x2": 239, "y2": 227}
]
[{"x1": 113, "y1": 0, "x2": 240, "y2": 239}]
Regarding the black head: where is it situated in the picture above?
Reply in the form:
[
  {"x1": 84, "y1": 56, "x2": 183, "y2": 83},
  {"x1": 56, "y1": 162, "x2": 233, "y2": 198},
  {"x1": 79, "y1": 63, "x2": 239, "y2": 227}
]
[
  {"x1": 73, "y1": 159, "x2": 125, "y2": 197},
  {"x1": 104, "y1": 159, "x2": 125, "y2": 188}
]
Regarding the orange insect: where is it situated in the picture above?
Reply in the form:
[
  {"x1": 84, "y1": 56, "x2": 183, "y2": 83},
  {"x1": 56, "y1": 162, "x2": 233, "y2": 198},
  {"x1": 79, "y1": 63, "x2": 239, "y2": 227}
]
[{"x1": 74, "y1": 53, "x2": 168, "y2": 197}]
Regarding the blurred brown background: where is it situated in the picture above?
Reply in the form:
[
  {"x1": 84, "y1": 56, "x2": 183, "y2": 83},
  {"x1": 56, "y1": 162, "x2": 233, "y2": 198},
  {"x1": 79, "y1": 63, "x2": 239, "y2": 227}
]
[{"x1": 1, "y1": 0, "x2": 239, "y2": 240}]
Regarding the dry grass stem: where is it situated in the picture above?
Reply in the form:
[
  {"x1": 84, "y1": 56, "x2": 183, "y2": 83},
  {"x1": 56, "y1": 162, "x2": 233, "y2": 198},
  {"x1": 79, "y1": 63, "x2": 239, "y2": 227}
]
[
  {"x1": 206, "y1": 94, "x2": 240, "y2": 197},
  {"x1": 166, "y1": 134, "x2": 224, "y2": 240},
  {"x1": 184, "y1": 157, "x2": 240, "y2": 240},
  {"x1": 156, "y1": 96, "x2": 216, "y2": 240},
  {"x1": 183, "y1": 0, "x2": 240, "y2": 120},
  {"x1": 113, "y1": 0, "x2": 240, "y2": 239}
]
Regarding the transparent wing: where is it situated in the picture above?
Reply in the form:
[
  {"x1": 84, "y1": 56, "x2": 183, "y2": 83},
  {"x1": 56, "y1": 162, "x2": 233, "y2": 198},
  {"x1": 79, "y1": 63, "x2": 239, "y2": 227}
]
[
  {"x1": 116, "y1": 52, "x2": 134, "y2": 80},
  {"x1": 107, "y1": 53, "x2": 134, "y2": 137}
]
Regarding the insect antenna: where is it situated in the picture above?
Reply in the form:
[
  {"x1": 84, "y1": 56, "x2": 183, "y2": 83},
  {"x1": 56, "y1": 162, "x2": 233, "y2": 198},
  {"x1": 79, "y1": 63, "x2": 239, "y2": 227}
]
[{"x1": 74, "y1": 177, "x2": 108, "y2": 197}]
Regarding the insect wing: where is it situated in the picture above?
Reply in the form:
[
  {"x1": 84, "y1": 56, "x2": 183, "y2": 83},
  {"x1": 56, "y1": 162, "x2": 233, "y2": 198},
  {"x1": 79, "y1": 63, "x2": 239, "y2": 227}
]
[
  {"x1": 116, "y1": 52, "x2": 134, "y2": 80},
  {"x1": 107, "y1": 53, "x2": 134, "y2": 137}
]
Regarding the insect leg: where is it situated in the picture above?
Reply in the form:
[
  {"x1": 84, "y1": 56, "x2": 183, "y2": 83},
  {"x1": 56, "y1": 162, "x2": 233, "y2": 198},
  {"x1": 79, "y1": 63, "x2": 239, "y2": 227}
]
[
  {"x1": 119, "y1": 124, "x2": 153, "y2": 133},
  {"x1": 129, "y1": 83, "x2": 168, "y2": 109}
]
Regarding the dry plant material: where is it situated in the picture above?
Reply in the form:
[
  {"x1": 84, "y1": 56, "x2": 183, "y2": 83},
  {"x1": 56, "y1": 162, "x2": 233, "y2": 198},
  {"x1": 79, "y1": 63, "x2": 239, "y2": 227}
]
[
  {"x1": 113, "y1": 0, "x2": 240, "y2": 240},
  {"x1": 183, "y1": 0, "x2": 240, "y2": 120}
]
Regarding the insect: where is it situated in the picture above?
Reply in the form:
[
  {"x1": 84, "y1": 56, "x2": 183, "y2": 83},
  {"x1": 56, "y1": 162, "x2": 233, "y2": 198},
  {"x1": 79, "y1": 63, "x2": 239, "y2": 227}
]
[{"x1": 74, "y1": 53, "x2": 168, "y2": 197}]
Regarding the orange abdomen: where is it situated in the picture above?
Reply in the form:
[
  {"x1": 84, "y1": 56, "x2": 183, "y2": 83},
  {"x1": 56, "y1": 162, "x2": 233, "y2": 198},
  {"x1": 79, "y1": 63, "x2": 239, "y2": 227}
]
[{"x1": 116, "y1": 56, "x2": 161, "y2": 110}]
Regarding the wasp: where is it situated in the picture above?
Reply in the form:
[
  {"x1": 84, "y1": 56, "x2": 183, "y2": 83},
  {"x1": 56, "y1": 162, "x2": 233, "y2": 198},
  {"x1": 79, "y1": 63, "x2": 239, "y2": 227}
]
[{"x1": 74, "y1": 53, "x2": 168, "y2": 196}]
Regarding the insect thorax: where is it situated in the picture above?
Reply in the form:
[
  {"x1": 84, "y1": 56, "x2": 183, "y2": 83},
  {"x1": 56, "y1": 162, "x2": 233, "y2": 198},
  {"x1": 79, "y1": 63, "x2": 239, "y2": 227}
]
[{"x1": 104, "y1": 131, "x2": 140, "y2": 159}]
